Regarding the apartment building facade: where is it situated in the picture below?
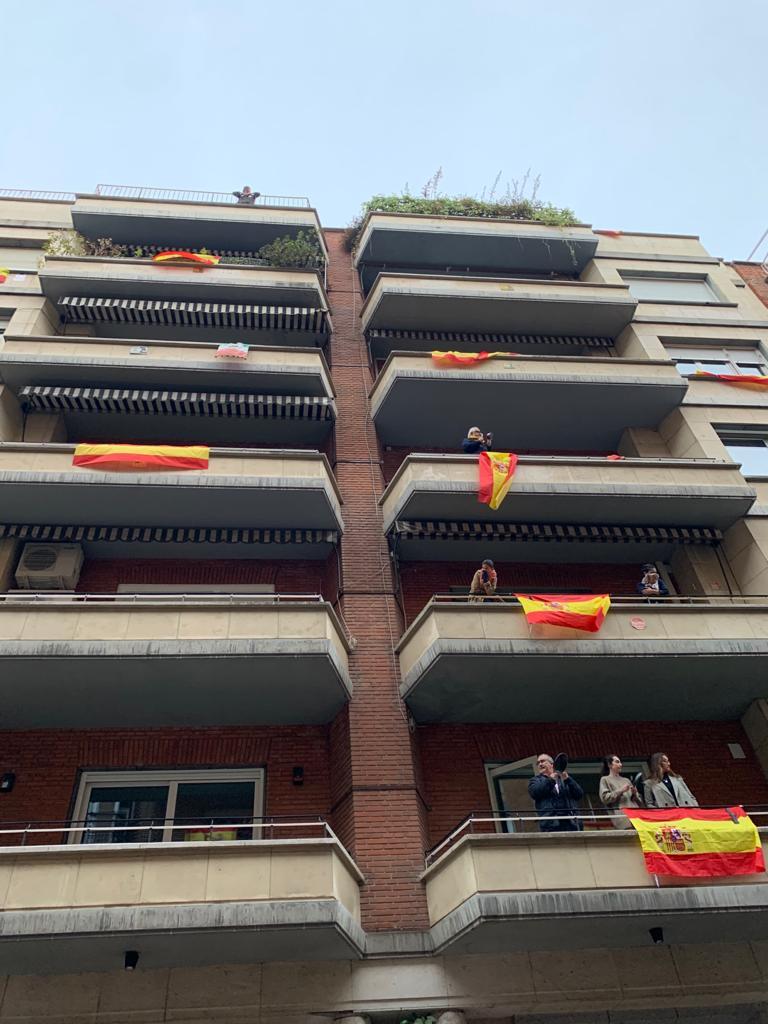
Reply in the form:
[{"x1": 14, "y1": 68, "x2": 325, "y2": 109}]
[{"x1": 1, "y1": 187, "x2": 768, "y2": 1022}]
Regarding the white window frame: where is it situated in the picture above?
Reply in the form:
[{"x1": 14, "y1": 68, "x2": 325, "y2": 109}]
[
  {"x1": 664, "y1": 344, "x2": 768, "y2": 378},
  {"x1": 620, "y1": 272, "x2": 720, "y2": 304},
  {"x1": 717, "y1": 430, "x2": 768, "y2": 478},
  {"x1": 70, "y1": 768, "x2": 265, "y2": 844}
]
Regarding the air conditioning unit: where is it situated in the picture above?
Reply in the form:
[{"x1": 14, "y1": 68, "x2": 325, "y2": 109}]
[{"x1": 14, "y1": 544, "x2": 84, "y2": 590}]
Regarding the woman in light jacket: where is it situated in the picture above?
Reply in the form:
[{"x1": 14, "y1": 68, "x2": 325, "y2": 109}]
[
  {"x1": 643, "y1": 752, "x2": 698, "y2": 808},
  {"x1": 599, "y1": 755, "x2": 641, "y2": 828}
]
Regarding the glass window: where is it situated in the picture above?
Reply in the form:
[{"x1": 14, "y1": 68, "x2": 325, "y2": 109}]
[
  {"x1": 622, "y1": 276, "x2": 718, "y2": 303},
  {"x1": 720, "y1": 436, "x2": 768, "y2": 477},
  {"x1": 73, "y1": 770, "x2": 265, "y2": 844}
]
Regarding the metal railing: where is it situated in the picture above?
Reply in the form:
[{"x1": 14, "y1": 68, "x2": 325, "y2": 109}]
[
  {"x1": 425, "y1": 808, "x2": 768, "y2": 865},
  {"x1": 94, "y1": 184, "x2": 311, "y2": 208},
  {"x1": 0, "y1": 591, "x2": 325, "y2": 605},
  {"x1": 429, "y1": 593, "x2": 768, "y2": 607},
  {"x1": 0, "y1": 815, "x2": 338, "y2": 847},
  {"x1": 0, "y1": 187, "x2": 75, "y2": 202}
]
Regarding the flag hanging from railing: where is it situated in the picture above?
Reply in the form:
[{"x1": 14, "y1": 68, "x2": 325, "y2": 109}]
[
  {"x1": 215, "y1": 342, "x2": 249, "y2": 359},
  {"x1": 477, "y1": 451, "x2": 518, "y2": 510},
  {"x1": 515, "y1": 593, "x2": 611, "y2": 633},
  {"x1": 0, "y1": 268, "x2": 9, "y2": 284},
  {"x1": 151, "y1": 251, "x2": 220, "y2": 267},
  {"x1": 433, "y1": 351, "x2": 504, "y2": 366},
  {"x1": 694, "y1": 371, "x2": 768, "y2": 390},
  {"x1": 623, "y1": 806, "x2": 764, "y2": 877},
  {"x1": 73, "y1": 444, "x2": 210, "y2": 471}
]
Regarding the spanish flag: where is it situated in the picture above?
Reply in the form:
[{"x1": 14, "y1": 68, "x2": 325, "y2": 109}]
[
  {"x1": 515, "y1": 593, "x2": 611, "y2": 633},
  {"x1": 624, "y1": 807, "x2": 765, "y2": 878},
  {"x1": 433, "y1": 351, "x2": 495, "y2": 366},
  {"x1": 152, "y1": 251, "x2": 220, "y2": 267},
  {"x1": 0, "y1": 268, "x2": 9, "y2": 284},
  {"x1": 694, "y1": 370, "x2": 768, "y2": 391},
  {"x1": 477, "y1": 451, "x2": 518, "y2": 510},
  {"x1": 73, "y1": 444, "x2": 209, "y2": 471}
]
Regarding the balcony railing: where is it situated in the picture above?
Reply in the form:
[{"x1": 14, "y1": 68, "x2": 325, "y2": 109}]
[
  {"x1": 0, "y1": 591, "x2": 329, "y2": 606},
  {"x1": 0, "y1": 187, "x2": 74, "y2": 202},
  {"x1": 426, "y1": 810, "x2": 768, "y2": 865},
  {"x1": 94, "y1": 184, "x2": 311, "y2": 208},
  {"x1": 427, "y1": 593, "x2": 768, "y2": 607}
]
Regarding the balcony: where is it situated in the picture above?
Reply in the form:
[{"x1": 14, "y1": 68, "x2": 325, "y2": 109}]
[
  {"x1": 0, "y1": 824, "x2": 363, "y2": 974},
  {"x1": 0, "y1": 444, "x2": 343, "y2": 531},
  {"x1": 0, "y1": 335, "x2": 336, "y2": 445},
  {"x1": 396, "y1": 597, "x2": 768, "y2": 722},
  {"x1": 360, "y1": 274, "x2": 637, "y2": 340},
  {"x1": 381, "y1": 454, "x2": 755, "y2": 534},
  {"x1": 371, "y1": 352, "x2": 686, "y2": 448},
  {"x1": 423, "y1": 821, "x2": 768, "y2": 953},
  {"x1": 0, "y1": 595, "x2": 351, "y2": 727},
  {"x1": 354, "y1": 213, "x2": 599, "y2": 292},
  {"x1": 71, "y1": 192, "x2": 327, "y2": 258}
]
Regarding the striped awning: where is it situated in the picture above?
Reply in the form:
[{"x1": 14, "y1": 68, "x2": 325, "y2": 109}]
[
  {"x1": 368, "y1": 329, "x2": 611, "y2": 348},
  {"x1": 0, "y1": 524, "x2": 338, "y2": 545},
  {"x1": 58, "y1": 296, "x2": 329, "y2": 334},
  {"x1": 393, "y1": 521, "x2": 722, "y2": 545},
  {"x1": 20, "y1": 385, "x2": 335, "y2": 421}
]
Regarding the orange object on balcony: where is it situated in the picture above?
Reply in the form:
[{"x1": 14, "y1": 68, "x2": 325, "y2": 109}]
[{"x1": 151, "y1": 250, "x2": 220, "y2": 267}]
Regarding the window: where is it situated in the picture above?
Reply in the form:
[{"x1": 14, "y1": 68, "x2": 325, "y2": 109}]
[
  {"x1": 718, "y1": 432, "x2": 768, "y2": 478},
  {"x1": 70, "y1": 769, "x2": 265, "y2": 844},
  {"x1": 664, "y1": 344, "x2": 767, "y2": 379},
  {"x1": 486, "y1": 757, "x2": 648, "y2": 833},
  {"x1": 621, "y1": 274, "x2": 718, "y2": 303}
]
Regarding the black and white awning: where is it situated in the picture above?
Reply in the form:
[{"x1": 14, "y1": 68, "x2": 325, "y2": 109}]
[
  {"x1": 368, "y1": 328, "x2": 612, "y2": 349},
  {"x1": 0, "y1": 523, "x2": 338, "y2": 545},
  {"x1": 392, "y1": 521, "x2": 722, "y2": 545},
  {"x1": 58, "y1": 296, "x2": 329, "y2": 335},
  {"x1": 20, "y1": 385, "x2": 336, "y2": 421}
]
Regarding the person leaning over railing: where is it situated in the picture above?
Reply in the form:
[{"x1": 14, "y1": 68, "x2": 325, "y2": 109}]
[
  {"x1": 643, "y1": 752, "x2": 699, "y2": 808},
  {"x1": 469, "y1": 559, "x2": 498, "y2": 603},
  {"x1": 636, "y1": 563, "x2": 669, "y2": 598},
  {"x1": 599, "y1": 754, "x2": 643, "y2": 829}
]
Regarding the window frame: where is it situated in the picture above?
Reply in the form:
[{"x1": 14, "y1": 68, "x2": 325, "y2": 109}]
[
  {"x1": 70, "y1": 767, "x2": 266, "y2": 845},
  {"x1": 619, "y1": 271, "x2": 722, "y2": 304},
  {"x1": 716, "y1": 429, "x2": 768, "y2": 479}
]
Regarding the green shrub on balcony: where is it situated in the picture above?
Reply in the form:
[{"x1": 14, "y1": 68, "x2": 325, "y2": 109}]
[{"x1": 254, "y1": 230, "x2": 324, "y2": 269}]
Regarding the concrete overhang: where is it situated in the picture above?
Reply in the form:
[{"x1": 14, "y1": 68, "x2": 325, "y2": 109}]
[
  {"x1": 39, "y1": 256, "x2": 327, "y2": 308},
  {"x1": 380, "y1": 455, "x2": 755, "y2": 533},
  {"x1": 0, "y1": 839, "x2": 364, "y2": 974},
  {"x1": 355, "y1": 213, "x2": 598, "y2": 291},
  {"x1": 424, "y1": 832, "x2": 768, "y2": 954},
  {"x1": 0, "y1": 600, "x2": 351, "y2": 727},
  {"x1": 397, "y1": 601, "x2": 768, "y2": 722},
  {"x1": 371, "y1": 352, "x2": 687, "y2": 448},
  {"x1": 0, "y1": 444, "x2": 344, "y2": 532},
  {"x1": 71, "y1": 194, "x2": 328, "y2": 258},
  {"x1": 360, "y1": 274, "x2": 637, "y2": 337}
]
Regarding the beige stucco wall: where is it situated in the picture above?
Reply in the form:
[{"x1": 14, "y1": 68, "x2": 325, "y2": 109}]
[
  {"x1": 593, "y1": 233, "x2": 710, "y2": 259},
  {"x1": 0, "y1": 199, "x2": 73, "y2": 230},
  {"x1": 0, "y1": 840, "x2": 360, "y2": 919},
  {"x1": 0, "y1": 295, "x2": 60, "y2": 336}
]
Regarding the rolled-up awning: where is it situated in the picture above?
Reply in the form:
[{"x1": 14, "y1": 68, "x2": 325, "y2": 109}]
[
  {"x1": 58, "y1": 296, "x2": 329, "y2": 335},
  {"x1": 368, "y1": 328, "x2": 611, "y2": 349},
  {"x1": 20, "y1": 385, "x2": 336, "y2": 421},
  {"x1": 392, "y1": 521, "x2": 722, "y2": 545},
  {"x1": 0, "y1": 523, "x2": 338, "y2": 545}
]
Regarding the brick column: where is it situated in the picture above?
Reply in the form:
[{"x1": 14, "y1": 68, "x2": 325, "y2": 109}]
[{"x1": 325, "y1": 229, "x2": 430, "y2": 930}]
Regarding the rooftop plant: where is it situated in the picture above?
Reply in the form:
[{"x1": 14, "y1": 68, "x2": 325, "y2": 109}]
[
  {"x1": 254, "y1": 230, "x2": 324, "y2": 268},
  {"x1": 343, "y1": 168, "x2": 579, "y2": 252}
]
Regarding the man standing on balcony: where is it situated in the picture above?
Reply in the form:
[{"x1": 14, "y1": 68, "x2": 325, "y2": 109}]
[
  {"x1": 462, "y1": 425, "x2": 493, "y2": 454},
  {"x1": 469, "y1": 559, "x2": 498, "y2": 602},
  {"x1": 529, "y1": 754, "x2": 584, "y2": 832},
  {"x1": 232, "y1": 185, "x2": 261, "y2": 206}
]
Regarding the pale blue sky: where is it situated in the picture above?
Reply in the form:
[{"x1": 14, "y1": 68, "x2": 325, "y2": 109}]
[{"x1": 2, "y1": 0, "x2": 767, "y2": 260}]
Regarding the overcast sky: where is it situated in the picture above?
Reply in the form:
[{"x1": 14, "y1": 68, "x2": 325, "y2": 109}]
[{"x1": 2, "y1": 0, "x2": 767, "y2": 261}]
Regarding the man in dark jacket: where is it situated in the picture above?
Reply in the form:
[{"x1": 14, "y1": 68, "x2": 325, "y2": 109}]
[
  {"x1": 636, "y1": 563, "x2": 669, "y2": 598},
  {"x1": 462, "y1": 426, "x2": 493, "y2": 454},
  {"x1": 528, "y1": 754, "x2": 584, "y2": 832}
]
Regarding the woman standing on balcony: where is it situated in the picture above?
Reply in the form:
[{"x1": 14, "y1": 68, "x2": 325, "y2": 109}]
[
  {"x1": 599, "y1": 755, "x2": 641, "y2": 828},
  {"x1": 643, "y1": 752, "x2": 699, "y2": 808}
]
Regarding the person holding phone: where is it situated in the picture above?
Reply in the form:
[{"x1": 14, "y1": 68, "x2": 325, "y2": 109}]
[
  {"x1": 469, "y1": 559, "x2": 498, "y2": 602},
  {"x1": 528, "y1": 753, "x2": 584, "y2": 832},
  {"x1": 462, "y1": 426, "x2": 494, "y2": 454},
  {"x1": 636, "y1": 563, "x2": 669, "y2": 598}
]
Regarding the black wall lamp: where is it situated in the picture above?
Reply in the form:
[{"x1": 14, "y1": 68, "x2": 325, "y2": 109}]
[{"x1": 0, "y1": 773, "x2": 16, "y2": 793}]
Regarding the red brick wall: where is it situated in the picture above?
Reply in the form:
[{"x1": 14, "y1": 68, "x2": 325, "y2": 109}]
[
  {"x1": 417, "y1": 721, "x2": 768, "y2": 848},
  {"x1": 76, "y1": 557, "x2": 335, "y2": 598},
  {"x1": 731, "y1": 262, "x2": 768, "y2": 309},
  {"x1": 399, "y1": 560, "x2": 640, "y2": 624},
  {"x1": 325, "y1": 229, "x2": 430, "y2": 930},
  {"x1": 0, "y1": 726, "x2": 331, "y2": 839}
]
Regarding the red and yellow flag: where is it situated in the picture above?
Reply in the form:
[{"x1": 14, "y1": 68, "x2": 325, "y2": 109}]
[
  {"x1": 431, "y1": 350, "x2": 520, "y2": 366},
  {"x1": 0, "y1": 268, "x2": 9, "y2": 284},
  {"x1": 515, "y1": 593, "x2": 611, "y2": 633},
  {"x1": 152, "y1": 251, "x2": 220, "y2": 267},
  {"x1": 624, "y1": 806, "x2": 765, "y2": 878},
  {"x1": 73, "y1": 444, "x2": 209, "y2": 471},
  {"x1": 477, "y1": 451, "x2": 518, "y2": 510},
  {"x1": 694, "y1": 370, "x2": 768, "y2": 391}
]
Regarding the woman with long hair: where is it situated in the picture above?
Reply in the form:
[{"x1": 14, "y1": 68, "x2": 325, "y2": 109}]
[
  {"x1": 599, "y1": 755, "x2": 641, "y2": 828},
  {"x1": 643, "y1": 752, "x2": 698, "y2": 808}
]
